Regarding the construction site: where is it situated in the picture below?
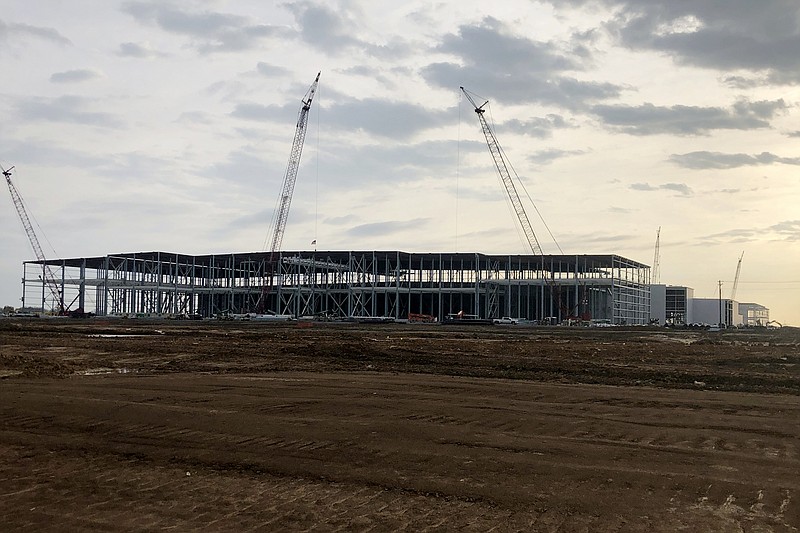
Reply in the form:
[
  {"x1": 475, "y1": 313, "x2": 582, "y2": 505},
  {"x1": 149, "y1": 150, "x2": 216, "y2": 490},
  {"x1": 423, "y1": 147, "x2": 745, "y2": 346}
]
[
  {"x1": 3, "y1": 75, "x2": 796, "y2": 532},
  {"x1": 6, "y1": 81, "x2": 652, "y2": 326}
]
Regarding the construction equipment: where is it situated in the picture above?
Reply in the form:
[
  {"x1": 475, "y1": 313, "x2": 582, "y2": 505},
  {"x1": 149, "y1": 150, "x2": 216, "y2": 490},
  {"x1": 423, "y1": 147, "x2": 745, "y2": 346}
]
[
  {"x1": 256, "y1": 72, "x2": 320, "y2": 313},
  {"x1": 2, "y1": 164, "x2": 64, "y2": 313},
  {"x1": 267, "y1": 72, "x2": 321, "y2": 254},
  {"x1": 652, "y1": 226, "x2": 661, "y2": 284},
  {"x1": 730, "y1": 251, "x2": 744, "y2": 301},
  {"x1": 460, "y1": 87, "x2": 544, "y2": 256},
  {"x1": 460, "y1": 87, "x2": 571, "y2": 320}
]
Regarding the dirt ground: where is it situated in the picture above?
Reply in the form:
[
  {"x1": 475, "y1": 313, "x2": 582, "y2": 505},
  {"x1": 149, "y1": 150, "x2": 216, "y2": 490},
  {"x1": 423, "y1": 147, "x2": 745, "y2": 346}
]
[{"x1": 1, "y1": 319, "x2": 798, "y2": 532}]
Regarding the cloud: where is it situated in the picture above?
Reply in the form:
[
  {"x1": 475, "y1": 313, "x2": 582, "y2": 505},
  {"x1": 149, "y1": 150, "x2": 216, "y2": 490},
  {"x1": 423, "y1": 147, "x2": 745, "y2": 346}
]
[
  {"x1": 0, "y1": 20, "x2": 72, "y2": 46},
  {"x1": 501, "y1": 115, "x2": 574, "y2": 139},
  {"x1": 117, "y1": 42, "x2": 165, "y2": 58},
  {"x1": 528, "y1": 148, "x2": 587, "y2": 164},
  {"x1": 324, "y1": 99, "x2": 456, "y2": 139},
  {"x1": 556, "y1": 0, "x2": 800, "y2": 84},
  {"x1": 697, "y1": 220, "x2": 800, "y2": 245},
  {"x1": 13, "y1": 95, "x2": 123, "y2": 128},
  {"x1": 0, "y1": 138, "x2": 109, "y2": 170},
  {"x1": 50, "y1": 69, "x2": 103, "y2": 83},
  {"x1": 122, "y1": 1, "x2": 287, "y2": 54},
  {"x1": 787, "y1": 131, "x2": 800, "y2": 138},
  {"x1": 428, "y1": 62, "x2": 621, "y2": 109},
  {"x1": 199, "y1": 149, "x2": 273, "y2": 191},
  {"x1": 769, "y1": 220, "x2": 800, "y2": 241},
  {"x1": 670, "y1": 151, "x2": 800, "y2": 169},
  {"x1": 438, "y1": 17, "x2": 582, "y2": 74},
  {"x1": 608, "y1": 206, "x2": 636, "y2": 214},
  {"x1": 631, "y1": 182, "x2": 693, "y2": 196},
  {"x1": 346, "y1": 218, "x2": 432, "y2": 238},
  {"x1": 285, "y1": 1, "x2": 362, "y2": 53},
  {"x1": 234, "y1": 96, "x2": 457, "y2": 140},
  {"x1": 309, "y1": 138, "x2": 485, "y2": 194},
  {"x1": 324, "y1": 214, "x2": 359, "y2": 226},
  {"x1": 591, "y1": 99, "x2": 787, "y2": 135},
  {"x1": 423, "y1": 18, "x2": 623, "y2": 108},
  {"x1": 256, "y1": 62, "x2": 290, "y2": 77},
  {"x1": 286, "y1": 2, "x2": 412, "y2": 59}
]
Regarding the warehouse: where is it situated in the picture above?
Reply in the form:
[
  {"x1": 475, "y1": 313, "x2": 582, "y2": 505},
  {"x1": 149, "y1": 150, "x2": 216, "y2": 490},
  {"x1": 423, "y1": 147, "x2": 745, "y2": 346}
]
[{"x1": 22, "y1": 250, "x2": 651, "y2": 324}]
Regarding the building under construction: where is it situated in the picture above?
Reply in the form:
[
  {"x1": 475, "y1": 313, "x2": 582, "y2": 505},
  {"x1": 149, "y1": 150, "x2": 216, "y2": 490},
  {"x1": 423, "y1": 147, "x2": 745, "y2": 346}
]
[
  {"x1": 13, "y1": 80, "x2": 651, "y2": 324},
  {"x1": 22, "y1": 250, "x2": 651, "y2": 324}
]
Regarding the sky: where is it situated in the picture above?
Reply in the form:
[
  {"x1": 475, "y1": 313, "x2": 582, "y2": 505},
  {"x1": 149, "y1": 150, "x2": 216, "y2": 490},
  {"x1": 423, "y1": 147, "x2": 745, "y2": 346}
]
[{"x1": 1, "y1": 0, "x2": 798, "y2": 325}]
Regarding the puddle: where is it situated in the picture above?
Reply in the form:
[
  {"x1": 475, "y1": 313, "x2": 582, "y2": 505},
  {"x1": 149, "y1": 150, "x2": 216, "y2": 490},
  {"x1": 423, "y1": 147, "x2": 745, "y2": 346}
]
[
  {"x1": 76, "y1": 367, "x2": 136, "y2": 376},
  {"x1": 87, "y1": 331, "x2": 165, "y2": 338}
]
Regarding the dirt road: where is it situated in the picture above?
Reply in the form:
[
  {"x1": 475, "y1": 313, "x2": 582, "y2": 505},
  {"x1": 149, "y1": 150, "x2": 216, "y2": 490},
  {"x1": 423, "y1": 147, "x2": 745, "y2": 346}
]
[{"x1": 1, "y1": 320, "x2": 798, "y2": 531}]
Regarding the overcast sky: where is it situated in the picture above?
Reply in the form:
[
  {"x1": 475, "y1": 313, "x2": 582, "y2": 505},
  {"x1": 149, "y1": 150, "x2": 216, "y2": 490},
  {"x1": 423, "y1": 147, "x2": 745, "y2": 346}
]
[{"x1": 1, "y1": 0, "x2": 798, "y2": 324}]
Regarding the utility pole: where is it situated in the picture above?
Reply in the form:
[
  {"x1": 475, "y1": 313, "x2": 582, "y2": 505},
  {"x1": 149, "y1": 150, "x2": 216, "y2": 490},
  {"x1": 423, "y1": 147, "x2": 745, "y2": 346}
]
[{"x1": 718, "y1": 280, "x2": 723, "y2": 327}]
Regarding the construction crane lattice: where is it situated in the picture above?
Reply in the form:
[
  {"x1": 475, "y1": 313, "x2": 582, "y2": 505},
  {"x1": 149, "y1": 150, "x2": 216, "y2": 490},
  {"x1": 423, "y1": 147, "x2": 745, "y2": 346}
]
[
  {"x1": 731, "y1": 251, "x2": 744, "y2": 301},
  {"x1": 3, "y1": 165, "x2": 64, "y2": 312},
  {"x1": 460, "y1": 87, "x2": 544, "y2": 256},
  {"x1": 461, "y1": 87, "x2": 575, "y2": 320},
  {"x1": 268, "y1": 72, "x2": 321, "y2": 255},
  {"x1": 652, "y1": 226, "x2": 661, "y2": 284}
]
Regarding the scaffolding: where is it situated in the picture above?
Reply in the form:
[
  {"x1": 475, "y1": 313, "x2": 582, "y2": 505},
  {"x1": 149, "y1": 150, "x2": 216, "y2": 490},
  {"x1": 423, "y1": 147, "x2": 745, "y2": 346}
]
[{"x1": 22, "y1": 251, "x2": 651, "y2": 324}]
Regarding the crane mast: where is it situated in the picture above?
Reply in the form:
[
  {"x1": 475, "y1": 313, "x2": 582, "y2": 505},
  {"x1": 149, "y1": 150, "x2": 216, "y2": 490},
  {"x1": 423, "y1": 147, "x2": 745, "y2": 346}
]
[
  {"x1": 268, "y1": 72, "x2": 320, "y2": 254},
  {"x1": 2, "y1": 164, "x2": 64, "y2": 312},
  {"x1": 460, "y1": 87, "x2": 544, "y2": 256}
]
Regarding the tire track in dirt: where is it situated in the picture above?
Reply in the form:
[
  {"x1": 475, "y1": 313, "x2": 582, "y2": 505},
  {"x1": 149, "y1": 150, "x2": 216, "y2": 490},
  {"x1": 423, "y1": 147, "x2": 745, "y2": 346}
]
[{"x1": 1, "y1": 357, "x2": 799, "y2": 531}]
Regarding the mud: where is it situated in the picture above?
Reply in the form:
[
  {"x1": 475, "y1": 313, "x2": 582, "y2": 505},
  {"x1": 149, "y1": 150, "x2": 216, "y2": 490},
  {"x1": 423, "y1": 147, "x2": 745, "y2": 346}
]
[{"x1": 1, "y1": 319, "x2": 798, "y2": 531}]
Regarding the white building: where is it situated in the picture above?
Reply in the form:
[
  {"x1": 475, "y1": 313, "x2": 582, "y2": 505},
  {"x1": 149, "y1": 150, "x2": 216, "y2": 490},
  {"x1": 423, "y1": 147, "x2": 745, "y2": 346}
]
[
  {"x1": 692, "y1": 298, "x2": 740, "y2": 327},
  {"x1": 649, "y1": 284, "x2": 693, "y2": 325},
  {"x1": 738, "y1": 303, "x2": 770, "y2": 326}
]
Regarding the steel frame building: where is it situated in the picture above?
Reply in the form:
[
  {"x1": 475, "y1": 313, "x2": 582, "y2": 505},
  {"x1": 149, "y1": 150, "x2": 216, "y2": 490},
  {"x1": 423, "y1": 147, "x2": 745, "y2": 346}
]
[{"x1": 22, "y1": 251, "x2": 651, "y2": 324}]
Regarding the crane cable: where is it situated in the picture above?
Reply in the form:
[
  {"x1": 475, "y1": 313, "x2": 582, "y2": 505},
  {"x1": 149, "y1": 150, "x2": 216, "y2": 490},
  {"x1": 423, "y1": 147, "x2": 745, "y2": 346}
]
[{"x1": 484, "y1": 102, "x2": 563, "y2": 254}]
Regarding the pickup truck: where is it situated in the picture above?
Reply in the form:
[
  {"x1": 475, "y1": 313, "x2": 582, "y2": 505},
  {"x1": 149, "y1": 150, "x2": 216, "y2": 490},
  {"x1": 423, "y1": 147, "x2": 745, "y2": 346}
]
[{"x1": 492, "y1": 317, "x2": 518, "y2": 325}]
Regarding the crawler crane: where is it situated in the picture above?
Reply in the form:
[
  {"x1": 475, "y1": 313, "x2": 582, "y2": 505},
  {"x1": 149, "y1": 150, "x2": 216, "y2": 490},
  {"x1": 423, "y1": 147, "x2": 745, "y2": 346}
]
[
  {"x1": 460, "y1": 87, "x2": 570, "y2": 320},
  {"x1": 2, "y1": 164, "x2": 64, "y2": 313},
  {"x1": 256, "y1": 72, "x2": 320, "y2": 313},
  {"x1": 268, "y1": 72, "x2": 321, "y2": 255}
]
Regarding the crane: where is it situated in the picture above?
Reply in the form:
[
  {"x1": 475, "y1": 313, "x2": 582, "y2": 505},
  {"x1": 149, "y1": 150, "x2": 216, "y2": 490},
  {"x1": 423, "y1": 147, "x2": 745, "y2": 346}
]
[
  {"x1": 652, "y1": 226, "x2": 661, "y2": 284},
  {"x1": 254, "y1": 72, "x2": 320, "y2": 314},
  {"x1": 730, "y1": 251, "x2": 744, "y2": 301},
  {"x1": 460, "y1": 87, "x2": 571, "y2": 320},
  {"x1": 2, "y1": 164, "x2": 64, "y2": 313},
  {"x1": 460, "y1": 87, "x2": 544, "y2": 256},
  {"x1": 267, "y1": 71, "x2": 320, "y2": 255}
]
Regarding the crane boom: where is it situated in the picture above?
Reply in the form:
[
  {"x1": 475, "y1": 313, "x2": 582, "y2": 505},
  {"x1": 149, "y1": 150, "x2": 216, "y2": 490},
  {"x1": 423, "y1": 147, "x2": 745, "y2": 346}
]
[
  {"x1": 731, "y1": 251, "x2": 744, "y2": 301},
  {"x1": 461, "y1": 87, "x2": 574, "y2": 321},
  {"x1": 652, "y1": 226, "x2": 661, "y2": 284},
  {"x1": 2, "y1": 164, "x2": 64, "y2": 312},
  {"x1": 268, "y1": 72, "x2": 320, "y2": 254},
  {"x1": 460, "y1": 86, "x2": 544, "y2": 256}
]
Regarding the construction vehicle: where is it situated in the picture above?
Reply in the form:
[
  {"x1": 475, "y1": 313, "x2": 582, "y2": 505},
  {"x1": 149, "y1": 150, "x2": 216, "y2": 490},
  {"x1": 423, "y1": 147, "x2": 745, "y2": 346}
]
[
  {"x1": 460, "y1": 87, "x2": 570, "y2": 321},
  {"x1": 2, "y1": 164, "x2": 67, "y2": 314}
]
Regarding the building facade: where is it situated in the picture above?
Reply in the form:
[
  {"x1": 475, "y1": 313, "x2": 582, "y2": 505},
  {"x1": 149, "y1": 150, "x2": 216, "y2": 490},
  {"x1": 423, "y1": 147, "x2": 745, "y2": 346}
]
[
  {"x1": 23, "y1": 251, "x2": 652, "y2": 324},
  {"x1": 650, "y1": 284, "x2": 694, "y2": 325},
  {"x1": 692, "y1": 298, "x2": 739, "y2": 327},
  {"x1": 738, "y1": 302, "x2": 770, "y2": 326}
]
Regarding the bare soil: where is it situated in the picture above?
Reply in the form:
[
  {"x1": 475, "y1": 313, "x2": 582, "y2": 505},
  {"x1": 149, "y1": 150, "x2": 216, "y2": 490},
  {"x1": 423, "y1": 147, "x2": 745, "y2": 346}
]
[{"x1": 1, "y1": 319, "x2": 798, "y2": 531}]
